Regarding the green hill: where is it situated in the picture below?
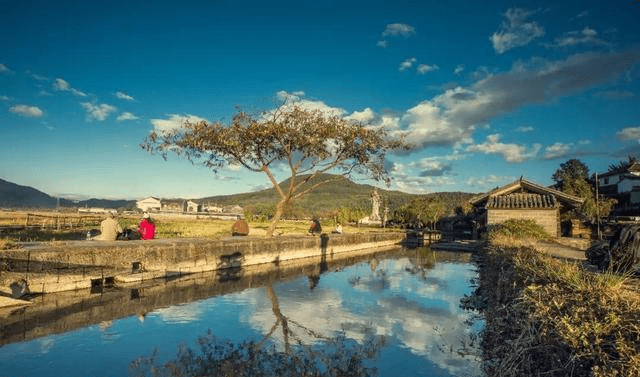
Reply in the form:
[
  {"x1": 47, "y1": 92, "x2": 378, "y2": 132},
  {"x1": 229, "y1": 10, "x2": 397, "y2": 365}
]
[{"x1": 202, "y1": 174, "x2": 475, "y2": 217}]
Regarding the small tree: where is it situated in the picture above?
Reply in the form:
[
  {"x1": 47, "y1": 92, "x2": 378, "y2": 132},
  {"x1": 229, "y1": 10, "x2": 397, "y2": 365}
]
[
  {"x1": 142, "y1": 102, "x2": 407, "y2": 236},
  {"x1": 552, "y1": 159, "x2": 616, "y2": 222}
]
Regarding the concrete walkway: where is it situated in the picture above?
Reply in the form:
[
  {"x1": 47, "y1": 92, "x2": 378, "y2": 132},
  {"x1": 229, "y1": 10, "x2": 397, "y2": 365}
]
[{"x1": 536, "y1": 238, "x2": 590, "y2": 262}]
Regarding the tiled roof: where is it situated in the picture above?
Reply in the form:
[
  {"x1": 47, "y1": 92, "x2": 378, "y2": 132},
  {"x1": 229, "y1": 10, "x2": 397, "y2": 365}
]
[{"x1": 486, "y1": 193, "x2": 559, "y2": 209}]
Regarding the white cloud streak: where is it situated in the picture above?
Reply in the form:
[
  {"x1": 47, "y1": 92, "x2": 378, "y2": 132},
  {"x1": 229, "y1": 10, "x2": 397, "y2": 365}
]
[
  {"x1": 378, "y1": 23, "x2": 415, "y2": 47},
  {"x1": 117, "y1": 112, "x2": 139, "y2": 121},
  {"x1": 81, "y1": 102, "x2": 117, "y2": 121},
  {"x1": 617, "y1": 127, "x2": 640, "y2": 143},
  {"x1": 417, "y1": 64, "x2": 439, "y2": 74},
  {"x1": 399, "y1": 57, "x2": 417, "y2": 72},
  {"x1": 490, "y1": 8, "x2": 544, "y2": 54},
  {"x1": 466, "y1": 134, "x2": 541, "y2": 163},
  {"x1": 397, "y1": 50, "x2": 640, "y2": 151},
  {"x1": 115, "y1": 91, "x2": 134, "y2": 101},
  {"x1": 382, "y1": 23, "x2": 415, "y2": 37},
  {"x1": 151, "y1": 114, "x2": 209, "y2": 132},
  {"x1": 9, "y1": 104, "x2": 44, "y2": 118},
  {"x1": 543, "y1": 142, "x2": 573, "y2": 159}
]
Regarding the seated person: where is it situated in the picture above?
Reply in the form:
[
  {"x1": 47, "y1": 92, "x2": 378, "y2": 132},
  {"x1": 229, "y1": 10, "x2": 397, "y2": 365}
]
[
  {"x1": 137, "y1": 213, "x2": 156, "y2": 240},
  {"x1": 308, "y1": 219, "x2": 322, "y2": 235},
  {"x1": 332, "y1": 223, "x2": 343, "y2": 234},
  {"x1": 93, "y1": 212, "x2": 122, "y2": 241}
]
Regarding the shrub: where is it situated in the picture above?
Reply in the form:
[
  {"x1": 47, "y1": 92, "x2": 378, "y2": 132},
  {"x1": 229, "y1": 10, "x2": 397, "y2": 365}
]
[{"x1": 487, "y1": 219, "x2": 549, "y2": 245}]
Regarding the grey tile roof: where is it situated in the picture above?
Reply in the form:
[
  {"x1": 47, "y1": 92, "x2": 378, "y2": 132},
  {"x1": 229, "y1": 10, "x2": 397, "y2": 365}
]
[{"x1": 486, "y1": 193, "x2": 559, "y2": 209}]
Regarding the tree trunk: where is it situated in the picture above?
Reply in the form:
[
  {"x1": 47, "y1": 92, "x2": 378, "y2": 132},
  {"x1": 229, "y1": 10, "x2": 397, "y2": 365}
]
[{"x1": 266, "y1": 197, "x2": 289, "y2": 237}]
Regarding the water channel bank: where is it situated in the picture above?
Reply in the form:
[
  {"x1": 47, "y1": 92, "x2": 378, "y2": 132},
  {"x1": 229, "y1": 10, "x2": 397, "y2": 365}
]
[{"x1": 0, "y1": 232, "x2": 404, "y2": 300}]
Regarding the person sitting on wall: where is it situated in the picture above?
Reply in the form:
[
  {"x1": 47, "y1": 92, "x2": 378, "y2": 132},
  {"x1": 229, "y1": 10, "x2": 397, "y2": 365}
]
[
  {"x1": 308, "y1": 218, "x2": 322, "y2": 235},
  {"x1": 92, "y1": 212, "x2": 122, "y2": 241},
  {"x1": 332, "y1": 223, "x2": 343, "y2": 234},
  {"x1": 231, "y1": 216, "x2": 250, "y2": 236},
  {"x1": 137, "y1": 212, "x2": 156, "y2": 240}
]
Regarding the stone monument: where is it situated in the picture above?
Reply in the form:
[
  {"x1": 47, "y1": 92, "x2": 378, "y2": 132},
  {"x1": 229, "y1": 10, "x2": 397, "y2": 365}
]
[{"x1": 370, "y1": 189, "x2": 381, "y2": 222}]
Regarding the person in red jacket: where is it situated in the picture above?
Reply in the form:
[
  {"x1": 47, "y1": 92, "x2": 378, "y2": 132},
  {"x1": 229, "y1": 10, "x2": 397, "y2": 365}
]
[{"x1": 137, "y1": 213, "x2": 156, "y2": 240}]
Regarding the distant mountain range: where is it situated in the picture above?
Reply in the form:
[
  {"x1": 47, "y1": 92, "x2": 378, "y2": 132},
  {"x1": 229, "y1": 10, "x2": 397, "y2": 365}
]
[
  {"x1": 0, "y1": 179, "x2": 135, "y2": 209},
  {"x1": 0, "y1": 175, "x2": 475, "y2": 215}
]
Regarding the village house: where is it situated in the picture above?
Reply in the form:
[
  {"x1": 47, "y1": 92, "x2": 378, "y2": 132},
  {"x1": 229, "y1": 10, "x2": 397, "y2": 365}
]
[
  {"x1": 136, "y1": 197, "x2": 161, "y2": 212},
  {"x1": 186, "y1": 200, "x2": 202, "y2": 212},
  {"x1": 468, "y1": 178, "x2": 584, "y2": 238},
  {"x1": 136, "y1": 197, "x2": 239, "y2": 216},
  {"x1": 160, "y1": 199, "x2": 187, "y2": 213},
  {"x1": 598, "y1": 161, "x2": 640, "y2": 213}
]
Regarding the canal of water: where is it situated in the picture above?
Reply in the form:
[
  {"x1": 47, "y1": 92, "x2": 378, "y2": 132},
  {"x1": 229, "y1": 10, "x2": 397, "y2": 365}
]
[{"x1": 0, "y1": 246, "x2": 483, "y2": 376}]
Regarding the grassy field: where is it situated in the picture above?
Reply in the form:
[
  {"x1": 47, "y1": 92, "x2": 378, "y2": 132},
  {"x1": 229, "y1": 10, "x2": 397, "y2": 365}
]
[{"x1": 0, "y1": 210, "x2": 399, "y2": 247}]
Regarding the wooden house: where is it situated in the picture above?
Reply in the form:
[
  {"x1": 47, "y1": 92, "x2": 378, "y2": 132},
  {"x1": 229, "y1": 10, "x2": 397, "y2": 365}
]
[{"x1": 468, "y1": 178, "x2": 584, "y2": 238}]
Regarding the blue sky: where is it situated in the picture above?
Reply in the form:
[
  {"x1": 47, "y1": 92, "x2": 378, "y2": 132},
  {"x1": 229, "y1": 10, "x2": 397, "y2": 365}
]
[{"x1": 2, "y1": 0, "x2": 640, "y2": 200}]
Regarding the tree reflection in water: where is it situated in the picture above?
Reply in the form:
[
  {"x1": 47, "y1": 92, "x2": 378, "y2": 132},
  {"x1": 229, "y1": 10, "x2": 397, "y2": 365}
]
[{"x1": 130, "y1": 280, "x2": 385, "y2": 377}]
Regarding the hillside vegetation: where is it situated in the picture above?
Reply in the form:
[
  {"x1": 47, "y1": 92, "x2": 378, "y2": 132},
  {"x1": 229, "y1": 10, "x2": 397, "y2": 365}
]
[
  {"x1": 0, "y1": 175, "x2": 476, "y2": 220},
  {"x1": 203, "y1": 174, "x2": 475, "y2": 219}
]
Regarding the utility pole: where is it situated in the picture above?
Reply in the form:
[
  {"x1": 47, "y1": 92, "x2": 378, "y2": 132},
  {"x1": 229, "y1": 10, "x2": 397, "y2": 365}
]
[{"x1": 596, "y1": 172, "x2": 601, "y2": 240}]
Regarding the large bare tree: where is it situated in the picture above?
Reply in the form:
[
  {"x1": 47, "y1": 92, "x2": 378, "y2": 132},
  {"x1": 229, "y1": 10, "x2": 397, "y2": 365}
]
[{"x1": 142, "y1": 102, "x2": 407, "y2": 236}]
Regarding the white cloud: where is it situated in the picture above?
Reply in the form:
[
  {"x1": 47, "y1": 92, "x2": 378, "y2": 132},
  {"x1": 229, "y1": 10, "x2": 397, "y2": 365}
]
[
  {"x1": 466, "y1": 134, "x2": 541, "y2": 162},
  {"x1": 0, "y1": 95, "x2": 10, "y2": 101},
  {"x1": 516, "y1": 126, "x2": 534, "y2": 132},
  {"x1": 53, "y1": 78, "x2": 87, "y2": 97},
  {"x1": 117, "y1": 112, "x2": 139, "y2": 121},
  {"x1": 346, "y1": 108, "x2": 375, "y2": 123},
  {"x1": 378, "y1": 23, "x2": 415, "y2": 47},
  {"x1": 465, "y1": 174, "x2": 513, "y2": 188},
  {"x1": 151, "y1": 114, "x2": 209, "y2": 132},
  {"x1": 453, "y1": 64, "x2": 465, "y2": 75},
  {"x1": 0, "y1": 64, "x2": 12, "y2": 74},
  {"x1": 398, "y1": 50, "x2": 640, "y2": 150},
  {"x1": 549, "y1": 27, "x2": 608, "y2": 48},
  {"x1": 617, "y1": 127, "x2": 640, "y2": 143},
  {"x1": 399, "y1": 57, "x2": 417, "y2": 72},
  {"x1": 115, "y1": 91, "x2": 135, "y2": 101},
  {"x1": 417, "y1": 64, "x2": 439, "y2": 74},
  {"x1": 53, "y1": 78, "x2": 70, "y2": 91},
  {"x1": 490, "y1": 8, "x2": 544, "y2": 54},
  {"x1": 576, "y1": 10, "x2": 589, "y2": 19},
  {"x1": 543, "y1": 142, "x2": 573, "y2": 159},
  {"x1": 276, "y1": 90, "x2": 346, "y2": 117},
  {"x1": 71, "y1": 88, "x2": 87, "y2": 97},
  {"x1": 81, "y1": 102, "x2": 117, "y2": 121},
  {"x1": 9, "y1": 104, "x2": 44, "y2": 118},
  {"x1": 382, "y1": 23, "x2": 415, "y2": 37}
]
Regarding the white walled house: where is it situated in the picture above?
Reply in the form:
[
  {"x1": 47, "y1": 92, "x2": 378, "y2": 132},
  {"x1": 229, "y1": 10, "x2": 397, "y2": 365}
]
[
  {"x1": 599, "y1": 161, "x2": 640, "y2": 197},
  {"x1": 136, "y1": 197, "x2": 162, "y2": 212},
  {"x1": 186, "y1": 200, "x2": 202, "y2": 212},
  {"x1": 599, "y1": 161, "x2": 640, "y2": 212}
]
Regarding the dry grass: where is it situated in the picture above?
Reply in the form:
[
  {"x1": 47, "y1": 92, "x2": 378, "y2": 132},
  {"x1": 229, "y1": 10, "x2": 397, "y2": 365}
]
[{"x1": 478, "y1": 239, "x2": 640, "y2": 377}]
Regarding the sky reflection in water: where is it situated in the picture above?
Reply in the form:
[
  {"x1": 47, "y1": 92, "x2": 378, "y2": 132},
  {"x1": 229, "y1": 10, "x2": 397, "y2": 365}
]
[{"x1": 0, "y1": 249, "x2": 482, "y2": 377}]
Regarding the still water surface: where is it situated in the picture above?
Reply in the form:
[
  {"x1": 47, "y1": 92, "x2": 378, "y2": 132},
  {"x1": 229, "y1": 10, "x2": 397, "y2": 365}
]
[{"x1": 0, "y1": 247, "x2": 482, "y2": 376}]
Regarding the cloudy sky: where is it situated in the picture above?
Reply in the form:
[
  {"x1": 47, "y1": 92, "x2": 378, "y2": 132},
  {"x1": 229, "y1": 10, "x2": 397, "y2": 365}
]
[{"x1": 2, "y1": 0, "x2": 639, "y2": 200}]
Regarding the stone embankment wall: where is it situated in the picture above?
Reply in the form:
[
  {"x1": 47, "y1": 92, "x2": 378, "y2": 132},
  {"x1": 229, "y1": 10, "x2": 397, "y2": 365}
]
[{"x1": 1, "y1": 232, "x2": 404, "y2": 295}]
